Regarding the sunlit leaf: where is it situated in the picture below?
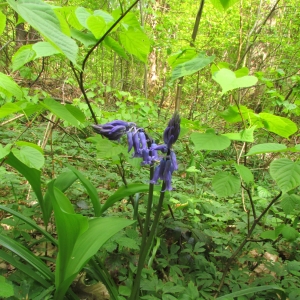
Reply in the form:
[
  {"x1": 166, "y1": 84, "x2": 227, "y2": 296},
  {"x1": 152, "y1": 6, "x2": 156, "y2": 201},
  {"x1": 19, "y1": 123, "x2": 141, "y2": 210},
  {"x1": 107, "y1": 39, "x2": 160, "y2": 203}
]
[
  {"x1": 12, "y1": 146, "x2": 44, "y2": 170},
  {"x1": 0, "y1": 73, "x2": 23, "y2": 100},
  {"x1": 270, "y1": 158, "x2": 300, "y2": 193},
  {"x1": 210, "y1": 0, "x2": 239, "y2": 11},
  {"x1": 246, "y1": 143, "x2": 287, "y2": 156},
  {"x1": 212, "y1": 172, "x2": 240, "y2": 197},
  {"x1": 234, "y1": 164, "x2": 254, "y2": 184},
  {"x1": 12, "y1": 45, "x2": 36, "y2": 71},
  {"x1": 0, "y1": 10, "x2": 6, "y2": 36},
  {"x1": 32, "y1": 42, "x2": 60, "y2": 58},
  {"x1": 190, "y1": 132, "x2": 231, "y2": 150}
]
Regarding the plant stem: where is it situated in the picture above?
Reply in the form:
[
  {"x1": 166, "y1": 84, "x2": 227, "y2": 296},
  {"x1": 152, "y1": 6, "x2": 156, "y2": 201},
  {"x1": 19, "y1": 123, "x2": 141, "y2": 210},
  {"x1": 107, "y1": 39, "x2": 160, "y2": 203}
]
[
  {"x1": 214, "y1": 191, "x2": 282, "y2": 298},
  {"x1": 129, "y1": 180, "x2": 166, "y2": 300}
]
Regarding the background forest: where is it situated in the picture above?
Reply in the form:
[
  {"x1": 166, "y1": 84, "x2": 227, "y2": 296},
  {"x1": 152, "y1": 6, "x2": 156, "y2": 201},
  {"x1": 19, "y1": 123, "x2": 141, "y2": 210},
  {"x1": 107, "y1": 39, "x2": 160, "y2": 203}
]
[{"x1": 0, "y1": 0, "x2": 300, "y2": 299}]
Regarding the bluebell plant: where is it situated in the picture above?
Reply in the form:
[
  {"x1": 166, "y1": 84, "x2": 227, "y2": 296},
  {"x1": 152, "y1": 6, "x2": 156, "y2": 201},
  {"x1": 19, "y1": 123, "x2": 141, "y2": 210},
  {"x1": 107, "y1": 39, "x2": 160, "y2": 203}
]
[{"x1": 92, "y1": 112, "x2": 180, "y2": 190}]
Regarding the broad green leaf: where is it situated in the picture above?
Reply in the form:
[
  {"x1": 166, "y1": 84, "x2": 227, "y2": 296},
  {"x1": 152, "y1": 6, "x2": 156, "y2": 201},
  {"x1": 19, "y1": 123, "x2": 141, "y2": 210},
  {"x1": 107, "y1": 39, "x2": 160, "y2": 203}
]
[
  {"x1": 48, "y1": 182, "x2": 88, "y2": 298},
  {"x1": 12, "y1": 146, "x2": 45, "y2": 170},
  {"x1": 65, "y1": 104, "x2": 86, "y2": 123},
  {"x1": 119, "y1": 27, "x2": 150, "y2": 63},
  {"x1": 259, "y1": 112, "x2": 297, "y2": 138},
  {"x1": 168, "y1": 49, "x2": 198, "y2": 67},
  {"x1": 287, "y1": 261, "x2": 300, "y2": 276},
  {"x1": 0, "y1": 205, "x2": 57, "y2": 245},
  {"x1": 210, "y1": 0, "x2": 239, "y2": 11},
  {"x1": 12, "y1": 45, "x2": 36, "y2": 71},
  {"x1": 112, "y1": 10, "x2": 140, "y2": 30},
  {"x1": 212, "y1": 172, "x2": 240, "y2": 197},
  {"x1": 0, "y1": 103, "x2": 22, "y2": 118},
  {"x1": 94, "y1": 10, "x2": 114, "y2": 24},
  {"x1": 104, "y1": 36, "x2": 129, "y2": 60},
  {"x1": 212, "y1": 68, "x2": 258, "y2": 93},
  {"x1": 66, "y1": 164, "x2": 101, "y2": 217},
  {"x1": 282, "y1": 225, "x2": 299, "y2": 241},
  {"x1": 246, "y1": 143, "x2": 287, "y2": 156},
  {"x1": 75, "y1": 7, "x2": 91, "y2": 28},
  {"x1": 234, "y1": 164, "x2": 254, "y2": 184},
  {"x1": 0, "y1": 275, "x2": 14, "y2": 298},
  {"x1": 42, "y1": 98, "x2": 80, "y2": 127},
  {"x1": 5, "y1": 153, "x2": 45, "y2": 219},
  {"x1": 15, "y1": 141, "x2": 43, "y2": 153},
  {"x1": 55, "y1": 6, "x2": 82, "y2": 30},
  {"x1": 65, "y1": 217, "x2": 135, "y2": 290},
  {"x1": 235, "y1": 67, "x2": 249, "y2": 77},
  {"x1": 53, "y1": 9, "x2": 70, "y2": 36},
  {"x1": 171, "y1": 53, "x2": 215, "y2": 81},
  {"x1": 0, "y1": 10, "x2": 6, "y2": 36},
  {"x1": 87, "y1": 15, "x2": 106, "y2": 39},
  {"x1": 0, "y1": 234, "x2": 54, "y2": 282},
  {"x1": 270, "y1": 158, "x2": 300, "y2": 193},
  {"x1": 190, "y1": 132, "x2": 231, "y2": 150},
  {"x1": 32, "y1": 42, "x2": 60, "y2": 58},
  {"x1": 100, "y1": 183, "x2": 153, "y2": 214},
  {"x1": 219, "y1": 105, "x2": 256, "y2": 123},
  {"x1": 43, "y1": 171, "x2": 78, "y2": 226},
  {"x1": 70, "y1": 28, "x2": 97, "y2": 47},
  {"x1": 216, "y1": 285, "x2": 285, "y2": 299},
  {"x1": 0, "y1": 144, "x2": 11, "y2": 159},
  {"x1": 280, "y1": 194, "x2": 300, "y2": 215},
  {"x1": 260, "y1": 230, "x2": 277, "y2": 241},
  {"x1": 7, "y1": 0, "x2": 78, "y2": 64},
  {"x1": 222, "y1": 127, "x2": 255, "y2": 142},
  {"x1": 0, "y1": 72, "x2": 23, "y2": 100}
]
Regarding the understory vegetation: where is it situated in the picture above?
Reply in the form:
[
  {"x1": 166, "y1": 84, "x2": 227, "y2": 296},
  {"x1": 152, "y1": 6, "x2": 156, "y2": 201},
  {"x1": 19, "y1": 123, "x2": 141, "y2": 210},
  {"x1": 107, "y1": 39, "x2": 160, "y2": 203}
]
[{"x1": 0, "y1": 0, "x2": 299, "y2": 299}]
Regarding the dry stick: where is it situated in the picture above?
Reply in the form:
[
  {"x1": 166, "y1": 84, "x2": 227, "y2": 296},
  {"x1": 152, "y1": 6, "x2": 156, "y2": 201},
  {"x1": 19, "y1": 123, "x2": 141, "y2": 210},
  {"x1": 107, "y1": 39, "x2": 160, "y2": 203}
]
[
  {"x1": 214, "y1": 191, "x2": 282, "y2": 298},
  {"x1": 175, "y1": 0, "x2": 205, "y2": 111},
  {"x1": 70, "y1": 0, "x2": 140, "y2": 125},
  {"x1": 237, "y1": 0, "x2": 281, "y2": 68}
]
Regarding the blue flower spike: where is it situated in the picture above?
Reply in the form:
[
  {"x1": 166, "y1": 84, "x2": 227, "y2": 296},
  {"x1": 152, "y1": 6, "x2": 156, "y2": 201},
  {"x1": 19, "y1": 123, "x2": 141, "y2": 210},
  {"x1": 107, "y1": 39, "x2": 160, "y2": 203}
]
[{"x1": 163, "y1": 111, "x2": 180, "y2": 149}]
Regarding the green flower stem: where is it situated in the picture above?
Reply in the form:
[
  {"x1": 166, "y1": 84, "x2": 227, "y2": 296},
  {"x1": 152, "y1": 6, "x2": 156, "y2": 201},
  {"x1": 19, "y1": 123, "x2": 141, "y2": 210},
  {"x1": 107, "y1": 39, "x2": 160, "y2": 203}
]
[{"x1": 129, "y1": 179, "x2": 166, "y2": 300}]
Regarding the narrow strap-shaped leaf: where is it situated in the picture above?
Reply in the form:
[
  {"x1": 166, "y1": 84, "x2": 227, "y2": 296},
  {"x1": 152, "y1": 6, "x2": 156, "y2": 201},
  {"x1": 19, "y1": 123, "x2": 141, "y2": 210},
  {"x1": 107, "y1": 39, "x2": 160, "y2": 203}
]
[
  {"x1": 67, "y1": 164, "x2": 101, "y2": 217},
  {"x1": 0, "y1": 205, "x2": 57, "y2": 246},
  {"x1": 0, "y1": 250, "x2": 52, "y2": 288},
  {"x1": 0, "y1": 235, "x2": 54, "y2": 281}
]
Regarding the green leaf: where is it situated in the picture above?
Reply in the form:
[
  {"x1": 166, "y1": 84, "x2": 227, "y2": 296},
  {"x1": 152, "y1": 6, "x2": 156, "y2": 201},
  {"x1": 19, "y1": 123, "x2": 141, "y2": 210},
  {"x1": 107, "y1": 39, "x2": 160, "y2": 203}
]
[
  {"x1": 41, "y1": 98, "x2": 80, "y2": 127},
  {"x1": 0, "y1": 234, "x2": 54, "y2": 282},
  {"x1": 32, "y1": 42, "x2": 60, "y2": 58},
  {"x1": 281, "y1": 225, "x2": 299, "y2": 242},
  {"x1": 65, "y1": 104, "x2": 86, "y2": 123},
  {"x1": 12, "y1": 146, "x2": 45, "y2": 170},
  {"x1": 66, "y1": 164, "x2": 101, "y2": 217},
  {"x1": 212, "y1": 172, "x2": 240, "y2": 197},
  {"x1": 43, "y1": 171, "x2": 78, "y2": 226},
  {"x1": 212, "y1": 68, "x2": 258, "y2": 93},
  {"x1": 104, "y1": 36, "x2": 129, "y2": 60},
  {"x1": 15, "y1": 141, "x2": 44, "y2": 153},
  {"x1": 0, "y1": 72, "x2": 23, "y2": 100},
  {"x1": 94, "y1": 10, "x2": 114, "y2": 24},
  {"x1": 219, "y1": 105, "x2": 255, "y2": 123},
  {"x1": 280, "y1": 194, "x2": 300, "y2": 215},
  {"x1": 119, "y1": 27, "x2": 150, "y2": 63},
  {"x1": 0, "y1": 205, "x2": 57, "y2": 245},
  {"x1": 222, "y1": 127, "x2": 255, "y2": 142},
  {"x1": 287, "y1": 261, "x2": 300, "y2": 276},
  {"x1": 216, "y1": 285, "x2": 285, "y2": 299},
  {"x1": 168, "y1": 49, "x2": 198, "y2": 67},
  {"x1": 70, "y1": 28, "x2": 97, "y2": 47},
  {"x1": 100, "y1": 183, "x2": 152, "y2": 214},
  {"x1": 171, "y1": 53, "x2": 215, "y2": 81},
  {"x1": 0, "y1": 103, "x2": 22, "y2": 118},
  {"x1": 190, "y1": 132, "x2": 231, "y2": 150},
  {"x1": 87, "y1": 15, "x2": 106, "y2": 39},
  {"x1": 234, "y1": 164, "x2": 254, "y2": 184},
  {"x1": 12, "y1": 44, "x2": 36, "y2": 71},
  {"x1": 7, "y1": 0, "x2": 78, "y2": 64},
  {"x1": 0, "y1": 10, "x2": 6, "y2": 36},
  {"x1": 210, "y1": 0, "x2": 239, "y2": 11},
  {"x1": 246, "y1": 143, "x2": 287, "y2": 156},
  {"x1": 5, "y1": 153, "x2": 45, "y2": 220},
  {"x1": 259, "y1": 113, "x2": 297, "y2": 138},
  {"x1": 235, "y1": 67, "x2": 250, "y2": 77},
  {"x1": 260, "y1": 230, "x2": 278, "y2": 241},
  {"x1": 270, "y1": 158, "x2": 300, "y2": 193},
  {"x1": 0, "y1": 275, "x2": 14, "y2": 298},
  {"x1": 0, "y1": 144, "x2": 11, "y2": 159},
  {"x1": 75, "y1": 7, "x2": 91, "y2": 28}
]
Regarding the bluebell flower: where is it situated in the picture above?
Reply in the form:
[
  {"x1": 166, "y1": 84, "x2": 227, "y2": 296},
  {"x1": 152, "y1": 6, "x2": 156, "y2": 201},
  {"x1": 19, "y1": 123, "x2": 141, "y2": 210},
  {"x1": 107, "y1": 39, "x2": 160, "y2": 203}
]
[
  {"x1": 163, "y1": 112, "x2": 180, "y2": 149},
  {"x1": 92, "y1": 120, "x2": 135, "y2": 140}
]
